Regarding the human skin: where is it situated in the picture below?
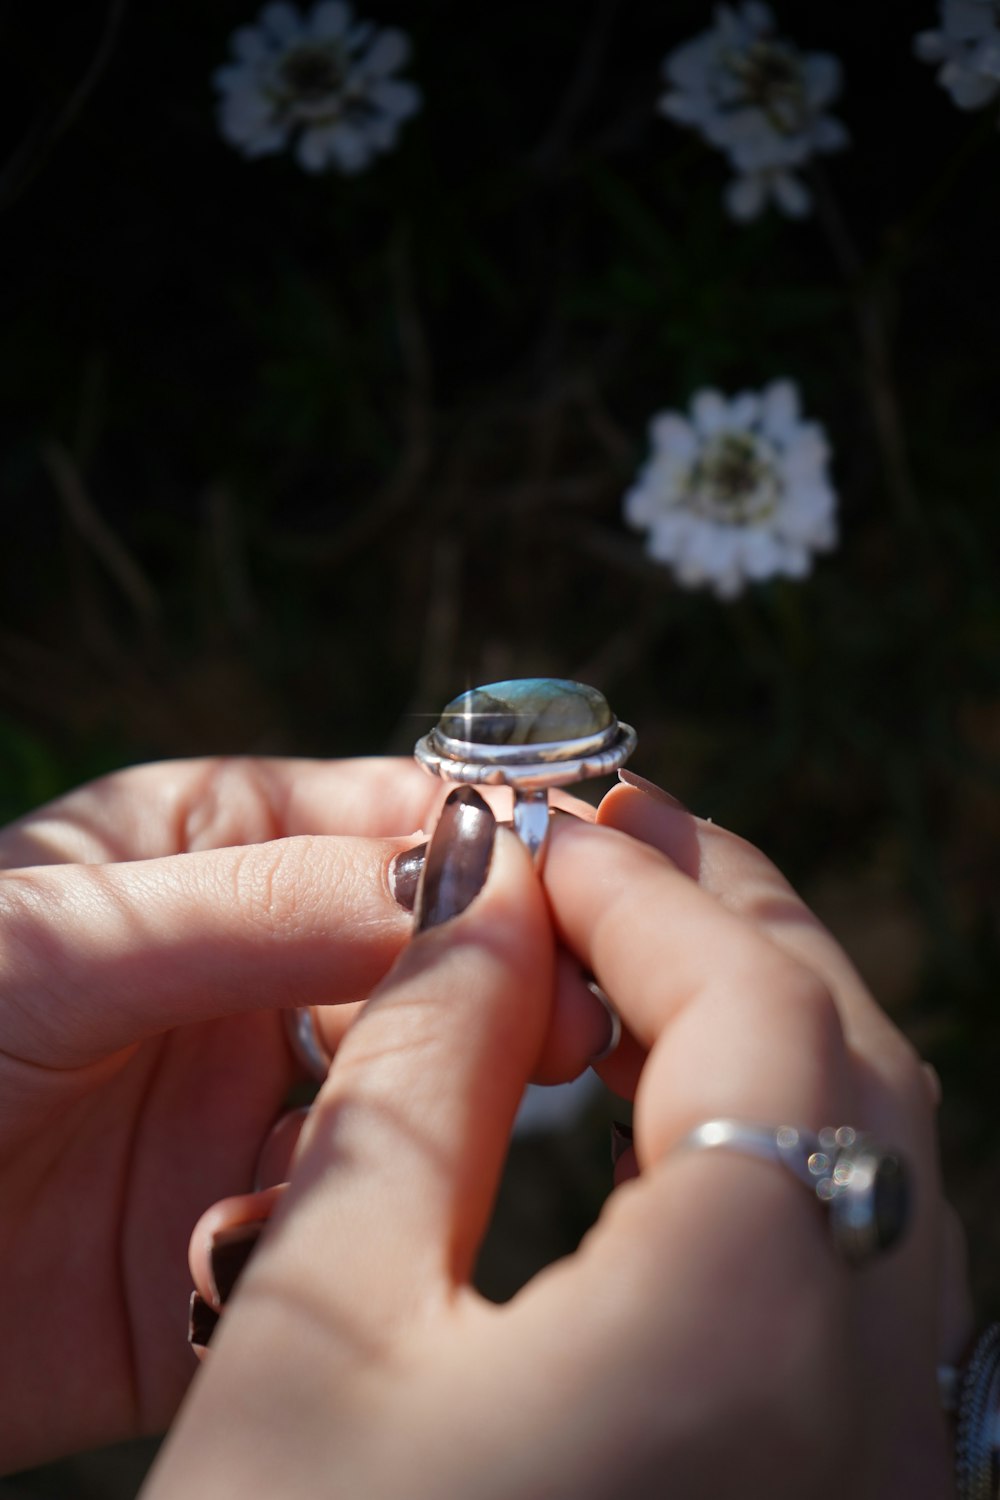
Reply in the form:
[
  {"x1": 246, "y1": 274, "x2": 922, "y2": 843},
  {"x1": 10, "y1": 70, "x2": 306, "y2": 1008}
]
[
  {"x1": 0, "y1": 757, "x2": 607, "y2": 1473},
  {"x1": 142, "y1": 788, "x2": 968, "y2": 1500}
]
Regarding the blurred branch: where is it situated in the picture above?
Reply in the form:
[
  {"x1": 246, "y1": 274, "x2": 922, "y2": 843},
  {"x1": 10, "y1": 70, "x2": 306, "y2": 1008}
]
[
  {"x1": 0, "y1": 0, "x2": 127, "y2": 213},
  {"x1": 530, "y1": 0, "x2": 621, "y2": 174},
  {"x1": 296, "y1": 228, "x2": 434, "y2": 565},
  {"x1": 205, "y1": 483, "x2": 259, "y2": 635},
  {"x1": 40, "y1": 439, "x2": 160, "y2": 623},
  {"x1": 0, "y1": 631, "x2": 93, "y2": 718},
  {"x1": 383, "y1": 534, "x2": 462, "y2": 755},
  {"x1": 884, "y1": 112, "x2": 997, "y2": 271},
  {"x1": 575, "y1": 374, "x2": 635, "y2": 467},
  {"x1": 810, "y1": 165, "x2": 920, "y2": 532}
]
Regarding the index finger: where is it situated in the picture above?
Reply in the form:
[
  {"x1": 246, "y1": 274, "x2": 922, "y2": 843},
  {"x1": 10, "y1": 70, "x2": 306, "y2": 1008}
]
[
  {"x1": 0, "y1": 756, "x2": 597, "y2": 869},
  {"x1": 0, "y1": 757, "x2": 437, "y2": 869}
]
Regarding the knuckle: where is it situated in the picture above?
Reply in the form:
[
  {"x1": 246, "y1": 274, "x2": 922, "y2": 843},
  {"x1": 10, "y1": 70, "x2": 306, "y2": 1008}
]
[
  {"x1": 181, "y1": 756, "x2": 282, "y2": 851},
  {"x1": 735, "y1": 941, "x2": 845, "y2": 1049}
]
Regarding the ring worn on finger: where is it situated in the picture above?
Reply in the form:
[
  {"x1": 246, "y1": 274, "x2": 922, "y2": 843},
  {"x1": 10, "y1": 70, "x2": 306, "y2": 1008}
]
[
  {"x1": 676, "y1": 1119, "x2": 911, "y2": 1266},
  {"x1": 283, "y1": 1005, "x2": 332, "y2": 1082}
]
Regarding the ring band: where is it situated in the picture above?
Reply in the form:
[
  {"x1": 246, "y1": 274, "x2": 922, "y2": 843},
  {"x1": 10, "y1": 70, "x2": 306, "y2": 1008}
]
[
  {"x1": 587, "y1": 980, "x2": 622, "y2": 1062},
  {"x1": 283, "y1": 1006, "x2": 332, "y2": 1082},
  {"x1": 676, "y1": 1118, "x2": 911, "y2": 1266}
]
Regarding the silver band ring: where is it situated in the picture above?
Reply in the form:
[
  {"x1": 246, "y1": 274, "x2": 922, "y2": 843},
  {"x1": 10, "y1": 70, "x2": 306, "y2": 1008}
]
[
  {"x1": 676, "y1": 1119, "x2": 911, "y2": 1266},
  {"x1": 587, "y1": 980, "x2": 623, "y2": 1062},
  {"x1": 283, "y1": 1006, "x2": 332, "y2": 1083}
]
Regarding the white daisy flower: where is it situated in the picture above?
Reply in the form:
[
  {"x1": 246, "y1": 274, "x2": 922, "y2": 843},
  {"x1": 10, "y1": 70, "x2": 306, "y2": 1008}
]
[
  {"x1": 914, "y1": 0, "x2": 1000, "y2": 111},
  {"x1": 659, "y1": 3, "x2": 848, "y2": 216},
  {"x1": 213, "y1": 1, "x2": 422, "y2": 174},
  {"x1": 624, "y1": 381, "x2": 838, "y2": 600}
]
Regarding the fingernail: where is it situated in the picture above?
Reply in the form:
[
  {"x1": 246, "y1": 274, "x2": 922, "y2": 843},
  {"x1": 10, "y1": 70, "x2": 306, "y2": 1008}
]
[
  {"x1": 207, "y1": 1221, "x2": 265, "y2": 1305},
  {"x1": 188, "y1": 1291, "x2": 219, "y2": 1350},
  {"x1": 388, "y1": 843, "x2": 427, "y2": 912},
  {"x1": 617, "y1": 769, "x2": 687, "y2": 811},
  {"x1": 610, "y1": 1121, "x2": 634, "y2": 1167},
  {"x1": 415, "y1": 788, "x2": 496, "y2": 933},
  {"x1": 587, "y1": 979, "x2": 623, "y2": 1062}
]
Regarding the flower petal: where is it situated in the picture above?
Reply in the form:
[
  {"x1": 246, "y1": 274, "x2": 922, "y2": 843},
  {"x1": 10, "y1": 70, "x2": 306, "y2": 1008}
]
[
  {"x1": 295, "y1": 125, "x2": 338, "y2": 172},
  {"x1": 802, "y1": 52, "x2": 842, "y2": 108},
  {"x1": 261, "y1": 2, "x2": 303, "y2": 41},
  {"x1": 691, "y1": 389, "x2": 729, "y2": 436},
  {"x1": 744, "y1": 2, "x2": 776, "y2": 34},
  {"x1": 761, "y1": 380, "x2": 801, "y2": 442},
  {"x1": 325, "y1": 120, "x2": 375, "y2": 172},
  {"x1": 941, "y1": 62, "x2": 1000, "y2": 107},
  {"x1": 360, "y1": 27, "x2": 412, "y2": 77},
  {"x1": 213, "y1": 64, "x2": 255, "y2": 92},
  {"x1": 659, "y1": 90, "x2": 714, "y2": 125},
  {"x1": 240, "y1": 124, "x2": 290, "y2": 158},
  {"x1": 218, "y1": 87, "x2": 278, "y2": 144},
  {"x1": 943, "y1": 0, "x2": 999, "y2": 42},
  {"x1": 230, "y1": 25, "x2": 272, "y2": 63},
  {"x1": 724, "y1": 172, "x2": 767, "y2": 221},
  {"x1": 664, "y1": 35, "x2": 718, "y2": 91},
  {"x1": 772, "y1": 170, "x2": 812, "y2": 218},
  {"x1": 913, "y1": 28, "x2": 948, "y2": 62},
  {"x1": 728, "y1": 391, "x2": 761, "y2": 428},
  {"x1": 646, "y1": 511, "x2": 696, "y2": 560},
  {"x1": 368, "y1": 77, "x2": 422, "y2": 121},
  {"x1": 308, "y1": 1, "x2": 352, "y2": 40},
  {"x1": 649, "y1": 412, "x2": 698, "y2": 459}
]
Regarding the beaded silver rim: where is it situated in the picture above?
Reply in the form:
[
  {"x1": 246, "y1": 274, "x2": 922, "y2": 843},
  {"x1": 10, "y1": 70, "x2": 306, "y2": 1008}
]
[
  {"x1": 414, "y1": 721, "x2": 637, "y2": 791},
  {"x1": 955, "y1": 1321, "x2": 1000, "y2": 1500}
]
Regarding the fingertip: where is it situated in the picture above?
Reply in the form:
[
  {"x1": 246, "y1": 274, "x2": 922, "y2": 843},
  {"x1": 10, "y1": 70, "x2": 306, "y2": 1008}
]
[
  {"x1": 597, "y1": 781, "x2": 699, "y2": 876},
  {"x1": 531, "y1": 949, "x2": 617, "y2": 1084}
]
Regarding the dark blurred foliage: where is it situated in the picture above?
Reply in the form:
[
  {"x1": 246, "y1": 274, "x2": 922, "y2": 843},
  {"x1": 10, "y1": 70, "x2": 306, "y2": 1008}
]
[{"x1": 0, "y1": 0, "x2": 998, "y2": 1491}]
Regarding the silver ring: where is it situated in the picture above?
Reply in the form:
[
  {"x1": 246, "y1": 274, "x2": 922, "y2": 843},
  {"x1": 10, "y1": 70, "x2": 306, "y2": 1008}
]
[
  {"x1": 676, "y1": 1119, "x2": 911, "y2": 1266},
  {"x1": 587, "y1": 980, "x2": 622, "y2": 1062},
  {"x1": 283, "y1": 1006, "x2": 332, "y2": 1083},
  {"x1": 414, "y1": 677, "x2": 636, "y2": 867}
]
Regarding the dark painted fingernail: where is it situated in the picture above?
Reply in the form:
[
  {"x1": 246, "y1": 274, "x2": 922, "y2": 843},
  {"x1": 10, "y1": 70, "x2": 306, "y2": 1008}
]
[
  {"x1": 388, "y1": 842, "x2": 427, "y2": 912},
  {"x1": 617, "y1": 769, "x2": 688, "y2": 811},
  {"x1": 415, "y1": 788, "x2": 496, "y2": 933},
  {"x1": 188, "y1": 1291, "x2": 220, "y2": 1349},
  {"x1": 610, "y1": 1120, "x2": 634, "y2": 1167},
  {"x1": 207, "y1": 1221, "x2": 265, "y2": 1305}
]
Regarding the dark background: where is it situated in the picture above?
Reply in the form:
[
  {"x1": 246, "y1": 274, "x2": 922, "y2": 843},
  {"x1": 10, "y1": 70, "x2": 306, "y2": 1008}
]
[{"x1": 1, "y1": 1, "x2": 998, "y2": 1492}]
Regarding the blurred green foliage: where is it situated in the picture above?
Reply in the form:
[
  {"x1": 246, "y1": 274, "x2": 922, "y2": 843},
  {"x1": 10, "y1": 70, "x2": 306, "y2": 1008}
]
[{"x1": 0, "y1": 0, "x2": 998, "y2": 1362}]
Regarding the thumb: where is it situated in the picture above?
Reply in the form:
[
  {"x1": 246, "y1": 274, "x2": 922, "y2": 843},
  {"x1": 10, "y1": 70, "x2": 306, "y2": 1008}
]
[{"x1": 256, "y1": 790, "x2": 554, "y2": 1328}]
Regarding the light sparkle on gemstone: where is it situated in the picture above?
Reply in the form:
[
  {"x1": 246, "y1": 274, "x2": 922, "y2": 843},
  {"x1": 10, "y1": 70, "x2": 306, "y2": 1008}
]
[{"x1": 438, "y1": 678, "x2": 613, "y2": 747}]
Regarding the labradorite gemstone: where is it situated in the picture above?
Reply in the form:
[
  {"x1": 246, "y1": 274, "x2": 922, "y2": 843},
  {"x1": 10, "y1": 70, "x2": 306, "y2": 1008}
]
[{"x1": 438, "y1": 678, "x2": 613, "y2": 746}]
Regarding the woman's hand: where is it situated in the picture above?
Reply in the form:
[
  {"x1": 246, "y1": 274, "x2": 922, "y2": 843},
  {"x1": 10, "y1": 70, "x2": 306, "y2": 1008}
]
[
  {"x1": 0, "y1": 756, "x2": 480, "y2": 1470},
  {"x1": 142, "y1": 783, "x2": 969, "y2": 1500}
]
